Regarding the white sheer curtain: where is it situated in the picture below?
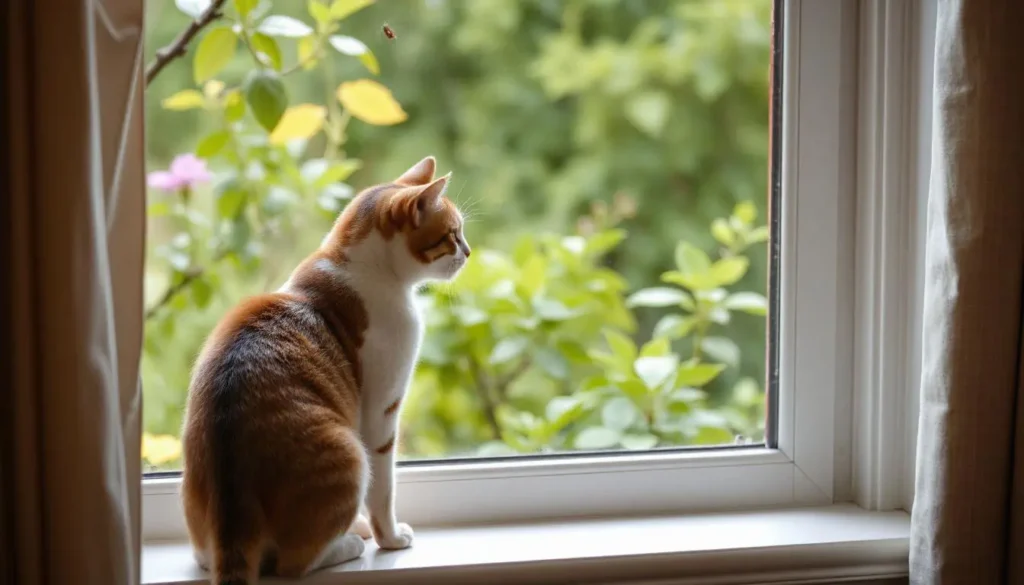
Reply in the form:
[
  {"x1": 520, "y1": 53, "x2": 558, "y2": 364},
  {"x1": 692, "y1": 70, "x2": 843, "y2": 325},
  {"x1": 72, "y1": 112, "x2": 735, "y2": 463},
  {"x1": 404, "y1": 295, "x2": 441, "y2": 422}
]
[
  {"x1": 910, "y1": 0, "x2": 1024, "y2": 583},
  {"x1": 2, "y1": 0, "x2": 145, "y2": 582}
]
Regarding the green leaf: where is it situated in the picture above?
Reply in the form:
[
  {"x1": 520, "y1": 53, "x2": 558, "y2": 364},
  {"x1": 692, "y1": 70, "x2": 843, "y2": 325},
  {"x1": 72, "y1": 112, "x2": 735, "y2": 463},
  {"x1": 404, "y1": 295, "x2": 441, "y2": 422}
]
[
  {"x1": 624, "y1": 91, "x2": 670, "y2": 137},
  {"x1": 639, "y1": 337, "x2": 670, "y2": 358},
  {"x1": 161, "y1": 90, "x2": 206, "y2": 110},
  {"x1": 176, "y1": 0, "x2": 211, "y2": 18},
  {"x1": 675, "y1": 242, "x2": 712, "y2": 276},
  {"x1": 556, "y1": 340, "x2": 590, "y2": 364},
  {"x1": 634, "y1": 355, "x2": 679, "y2": 390},
  {"x1": 193, "y1": 26, "x2": 238, "y2": 84},
  {"x1": 329, "y1": 35, "x2": 380, "y2": 75},
  {"x1": 585, "y1": 229, "x2": 627, "y2": 256},
  {"x1": 300, "y1": 158, "x2": 330, "y2": 183},
  {"x1": 234, "y1": 0, "x2": 256, "y2": 17},
  {"x1": 533, "y1": 298, "x2": 579, "y2": 321},
  {"x1": 308, "y1": 0, "x2": 332, "y2": 25},
  {"x1": 709, "y1": 307, "x2": 731, "y2": 325},
  {"x1": 734, "y1": 201, "x2": 758, "y2": 225},
  {"x1": 518, "y1": 255, "x2": 546, "y2": 297},
  {"x1": 216, "y1": 182, "x2": 247, "y2": 219},
  {"x1": 733, "y1": 377, "x2": 762, "y2": 407},
  {"x1": 452, "y1": 306, "x2": 487, "y2": 326},
  {"x1": 700, "y1": 336, "x2": 740, "y2": 367},
  {"x1": 318, "y1": 163, "x2": 361, "y2": 188},
  {"x1": 499, "y1": 430, "x2": 534, "y2": 453},
  {"x1": 675, "y1": 362, "x2": 726, "y2": 387},
  {"x1": 626, "y1": 287, "x2": 692, "y2": 308},
  {"x1": 709, "y1": 257, "x2": 749, "y2": 286},
  {"x1": 489, "y1": 337, "x2": 529, "y2": 365},
  {"x1": 617, "y1": 379, "x2": 649, "y2": 404},
  {"x1": 670, "y1": 387, "x2": 707, "y2": 404},
  {"x1": 747, "y1": 226, "x2": 770, "y2": 244},
  {"x1": 224, "y1": 89, "x2": 246, "y2": 122},
  {"x1": 244, "y1": 70, "x2": 287, "y2": 131},
  {"x1": 603, "y1": 330, "x2": 637, "y2": 364},
  {"x1": 195, "y1": 130, "x2": 230, "y2": 158},
  {"x1": 257, "y1": 15, "x2": 314, "y2": 37},
  {"x1": 317, "y1": 184, "x2": 354, "y2": 212},
  {"x1": 227, "y1": 214, "x2": 252, "y2": 253},
  {"x1": 653, "y1": 314, "x2": 696, "y2": 339},
  {"x1": 329, "y1": 0, "x2": 374, "y2": 20},
  {"x1": 661, "y1": 270, "x2": 717, "y2": 293},
  {"x1": 601, "y1": 397, "x2": 638, "y2": 431},
  {"x1": 724, "y1": 292, "x2": 768, "y2": 316},
  {"x1": 534, "y1": 347, "x2": 569, "y2": 380},
  {"x1": 262, "y1": 186, "x2": 298, "y2": 215},
  {"x1": 249, "y1": 32, "x2": 282, "y2": 70},
  {"x1": 711, "y1": 218, "x2": 736, "y2": 247},
  {"x1": 620, "y1": 433, "x2": 659, "y2": 450},
  {"x1": 191, "y1": 276, "x2": 214, "y2": 308},
  {"x1": 574, "y1": 427, "x2": 621, "y2": 450},
  {"x1": 545, "y1": 396, "x2": 585, "y2": 430}
]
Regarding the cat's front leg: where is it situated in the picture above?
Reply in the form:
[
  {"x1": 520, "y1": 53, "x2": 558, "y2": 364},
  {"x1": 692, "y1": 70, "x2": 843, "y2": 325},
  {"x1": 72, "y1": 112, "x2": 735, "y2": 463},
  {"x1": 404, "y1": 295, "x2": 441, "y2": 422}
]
[{"x1": 364, "y1": 412, "x2": 414, "y2": 550}]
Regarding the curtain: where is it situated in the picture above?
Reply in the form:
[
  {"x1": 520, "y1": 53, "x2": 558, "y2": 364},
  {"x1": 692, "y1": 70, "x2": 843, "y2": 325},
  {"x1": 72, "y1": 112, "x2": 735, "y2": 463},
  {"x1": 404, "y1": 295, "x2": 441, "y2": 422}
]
[
  {"x1": 1, "y1": 0, "x2": 145, "y2": 582},
  {"x1": 910, "y1": 0, "x2": 1024, "y2": 583}
]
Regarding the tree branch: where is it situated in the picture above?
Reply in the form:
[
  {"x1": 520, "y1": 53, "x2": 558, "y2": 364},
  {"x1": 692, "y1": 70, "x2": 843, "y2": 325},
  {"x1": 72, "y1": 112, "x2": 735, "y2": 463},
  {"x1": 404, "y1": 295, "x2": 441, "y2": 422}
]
[
  {"x1": 145, "y1": 250, "x2": 228, "y2": 321},
  {"x1": 145, "y1": 267, "x2": 204, "y2": 321},
  {"x1": 467, "y1": 358, "x2": 502, "y2": 439},
  {"x1": 145, "y1": 0, "x2": 229, "y2": 86},
  {"x1": 494, "y1": 357, "x2": 531, "y2": 398}
]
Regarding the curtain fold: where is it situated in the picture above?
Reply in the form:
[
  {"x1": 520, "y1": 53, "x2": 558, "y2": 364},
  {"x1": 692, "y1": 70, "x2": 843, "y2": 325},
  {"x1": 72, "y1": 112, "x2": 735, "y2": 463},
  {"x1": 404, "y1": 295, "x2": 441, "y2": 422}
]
[
  {"x1": 2, "y1": 0, "x2": 145, "y2": 583},
  {"x1": 910, "y1": 0, "x2": 1024, "y2": 583}
]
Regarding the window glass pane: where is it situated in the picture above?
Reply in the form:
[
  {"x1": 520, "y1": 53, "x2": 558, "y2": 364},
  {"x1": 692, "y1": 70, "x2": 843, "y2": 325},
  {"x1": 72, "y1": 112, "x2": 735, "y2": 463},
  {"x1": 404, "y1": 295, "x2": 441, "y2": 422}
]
[{"x1": 141, "y1": 0, "x2": 777, "y2": 472}]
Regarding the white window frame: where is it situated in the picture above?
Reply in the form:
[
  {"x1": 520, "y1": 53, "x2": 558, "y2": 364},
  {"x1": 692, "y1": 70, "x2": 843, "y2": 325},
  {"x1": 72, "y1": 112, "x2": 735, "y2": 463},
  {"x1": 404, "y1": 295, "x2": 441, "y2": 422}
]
[{"x1": 141, "y1": 0, "x2": 932, "y2": 543}]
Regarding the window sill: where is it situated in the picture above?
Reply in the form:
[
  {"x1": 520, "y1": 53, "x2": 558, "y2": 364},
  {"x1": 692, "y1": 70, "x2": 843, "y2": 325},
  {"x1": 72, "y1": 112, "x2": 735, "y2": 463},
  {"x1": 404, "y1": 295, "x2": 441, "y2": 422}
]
[{"x1": 142, "y1": 504, "x2": 909, "y2": 585}]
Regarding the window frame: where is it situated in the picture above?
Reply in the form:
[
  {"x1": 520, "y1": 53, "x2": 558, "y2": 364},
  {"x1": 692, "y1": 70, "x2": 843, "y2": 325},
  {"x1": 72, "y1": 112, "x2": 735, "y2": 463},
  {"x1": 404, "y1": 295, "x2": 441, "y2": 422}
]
[{"x1": 141, "y1": 0, "x2": 930, "y2": 542}]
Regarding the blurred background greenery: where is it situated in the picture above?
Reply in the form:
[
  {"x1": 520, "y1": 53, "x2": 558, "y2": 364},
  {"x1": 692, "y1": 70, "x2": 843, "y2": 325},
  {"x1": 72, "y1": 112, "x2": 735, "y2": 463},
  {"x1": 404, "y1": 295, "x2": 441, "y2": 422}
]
[{"x1": 141, "y1": 0, "x2": 773, "y2": 469}]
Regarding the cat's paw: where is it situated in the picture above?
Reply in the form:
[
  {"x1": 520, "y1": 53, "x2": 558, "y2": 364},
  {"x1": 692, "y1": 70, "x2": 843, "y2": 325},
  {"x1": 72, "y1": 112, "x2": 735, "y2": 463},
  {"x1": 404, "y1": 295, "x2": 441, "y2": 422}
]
[
  {"x1": 375, "y1": 522, "x2": 414, "y2": 550},
  {"x1": 193, "y1": 548, "x2": 209, "y2": 571},
  {"x1": 351, "y1": 514, "x2": 373, "y2": 539}
]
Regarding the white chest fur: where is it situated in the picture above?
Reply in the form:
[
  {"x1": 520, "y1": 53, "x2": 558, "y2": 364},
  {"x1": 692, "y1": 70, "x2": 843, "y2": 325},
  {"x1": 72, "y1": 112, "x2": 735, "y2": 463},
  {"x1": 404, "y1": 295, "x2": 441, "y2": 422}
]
[{"x1": 357, "y1": 290, "x2": 422, "y2": 402}]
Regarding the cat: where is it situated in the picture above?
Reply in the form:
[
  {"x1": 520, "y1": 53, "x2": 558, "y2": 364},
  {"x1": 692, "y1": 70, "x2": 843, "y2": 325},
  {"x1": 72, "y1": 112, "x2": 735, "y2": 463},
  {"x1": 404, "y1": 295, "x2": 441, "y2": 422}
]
[{"x1": 180, "y1": 156, "x2": 470, "y2": 585}]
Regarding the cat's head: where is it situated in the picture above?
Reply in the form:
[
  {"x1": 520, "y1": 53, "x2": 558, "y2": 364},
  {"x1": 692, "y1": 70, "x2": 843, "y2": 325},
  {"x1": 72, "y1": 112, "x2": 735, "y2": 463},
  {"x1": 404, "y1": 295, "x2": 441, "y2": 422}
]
[{"x1": 331, "y1": 156, "x2": 470, "y2": 285}]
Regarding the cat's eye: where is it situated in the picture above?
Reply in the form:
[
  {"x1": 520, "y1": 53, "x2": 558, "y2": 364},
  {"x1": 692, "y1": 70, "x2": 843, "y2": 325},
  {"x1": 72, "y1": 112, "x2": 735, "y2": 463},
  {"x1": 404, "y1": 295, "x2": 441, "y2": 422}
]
[{"x1": 427, "y1": 232, "x2": 453, "y2": 250}]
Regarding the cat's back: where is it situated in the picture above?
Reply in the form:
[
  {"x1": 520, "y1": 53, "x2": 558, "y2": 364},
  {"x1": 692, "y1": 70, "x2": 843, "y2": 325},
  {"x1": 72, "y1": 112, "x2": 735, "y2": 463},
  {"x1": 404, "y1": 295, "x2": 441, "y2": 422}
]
[{"x1": 187, "y1": 291, "x2": 359, "y2": 421}]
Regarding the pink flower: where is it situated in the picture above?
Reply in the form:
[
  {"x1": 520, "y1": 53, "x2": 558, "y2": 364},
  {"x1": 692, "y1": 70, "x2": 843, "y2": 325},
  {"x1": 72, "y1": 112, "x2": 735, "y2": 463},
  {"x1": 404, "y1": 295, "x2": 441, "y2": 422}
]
[{"x1": 147, "y1": 154, "x2": 212, "y2": 191}]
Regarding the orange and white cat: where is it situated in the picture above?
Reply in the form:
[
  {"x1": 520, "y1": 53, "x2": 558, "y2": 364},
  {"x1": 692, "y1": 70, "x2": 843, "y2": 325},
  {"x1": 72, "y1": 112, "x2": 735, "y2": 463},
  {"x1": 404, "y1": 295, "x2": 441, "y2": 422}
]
[{"x1": 180, "y1": 156, "x2": 469, "y2": 584}]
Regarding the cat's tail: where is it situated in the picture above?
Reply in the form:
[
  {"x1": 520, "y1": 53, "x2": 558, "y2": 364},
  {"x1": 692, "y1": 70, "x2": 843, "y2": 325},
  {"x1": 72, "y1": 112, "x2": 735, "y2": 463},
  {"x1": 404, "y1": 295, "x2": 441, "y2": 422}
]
[
  {"x1": 208, "y1": 390, "x2": 263, "y2": 585},
  {"x1": 209, "y1": 453, "x2": 263, "y2": 585}
]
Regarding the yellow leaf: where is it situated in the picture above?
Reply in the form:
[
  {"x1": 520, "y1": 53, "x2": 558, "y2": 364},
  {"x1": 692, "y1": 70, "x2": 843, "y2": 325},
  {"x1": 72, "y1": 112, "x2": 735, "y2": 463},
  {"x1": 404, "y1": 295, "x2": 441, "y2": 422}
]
[
  {"x1": 141, "y1": 433, "x2": 183, "y2": 465},
  {"x1": 297, "y1": 36, "x2": 319, "y2": 71},
  {"x1": 269, "y1": 104, "x2": 327, "y2": 145},
  {"x1": 330, "y1": 0, "x2": 374, "y2": 20},
  {"x1": 336, "y1": 79, "x2": 407, "y2": 126},
  {"x1": 203, "y1": 79, "x2": 226, "y2": 98},
  {"x1": 162, "y1": 90, "x2": 206, "y2": 110}
]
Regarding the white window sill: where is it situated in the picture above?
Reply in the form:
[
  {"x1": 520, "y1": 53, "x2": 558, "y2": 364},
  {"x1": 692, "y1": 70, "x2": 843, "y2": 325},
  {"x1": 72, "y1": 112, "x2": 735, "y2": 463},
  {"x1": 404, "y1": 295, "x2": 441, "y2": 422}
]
[{"x1": 142, "y1": 504, "x2": 909, "y2": 585}]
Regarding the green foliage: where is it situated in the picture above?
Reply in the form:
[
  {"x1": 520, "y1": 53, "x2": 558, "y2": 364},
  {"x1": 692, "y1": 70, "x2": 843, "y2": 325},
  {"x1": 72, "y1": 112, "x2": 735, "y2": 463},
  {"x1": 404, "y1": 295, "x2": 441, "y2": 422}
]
[
  {"x1": 403, "y1": 207, "x2": 768, "y2": 459},
  {"x1": 141, "y1": 0, "x2": 773, "y2": 469}
]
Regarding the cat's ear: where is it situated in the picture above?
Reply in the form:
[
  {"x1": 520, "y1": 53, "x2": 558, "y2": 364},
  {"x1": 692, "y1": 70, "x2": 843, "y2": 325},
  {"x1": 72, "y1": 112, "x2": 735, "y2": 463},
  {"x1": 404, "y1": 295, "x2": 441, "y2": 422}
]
[
  {"x1": 395, "y1": 156, "x2": 436, "y2": 186},
  {"x1": 416, "y1": 173, "x2": 450, "y2": 207},
  {"x1": 386, "y1": 174, "x2": 450, "y2": 230}
]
